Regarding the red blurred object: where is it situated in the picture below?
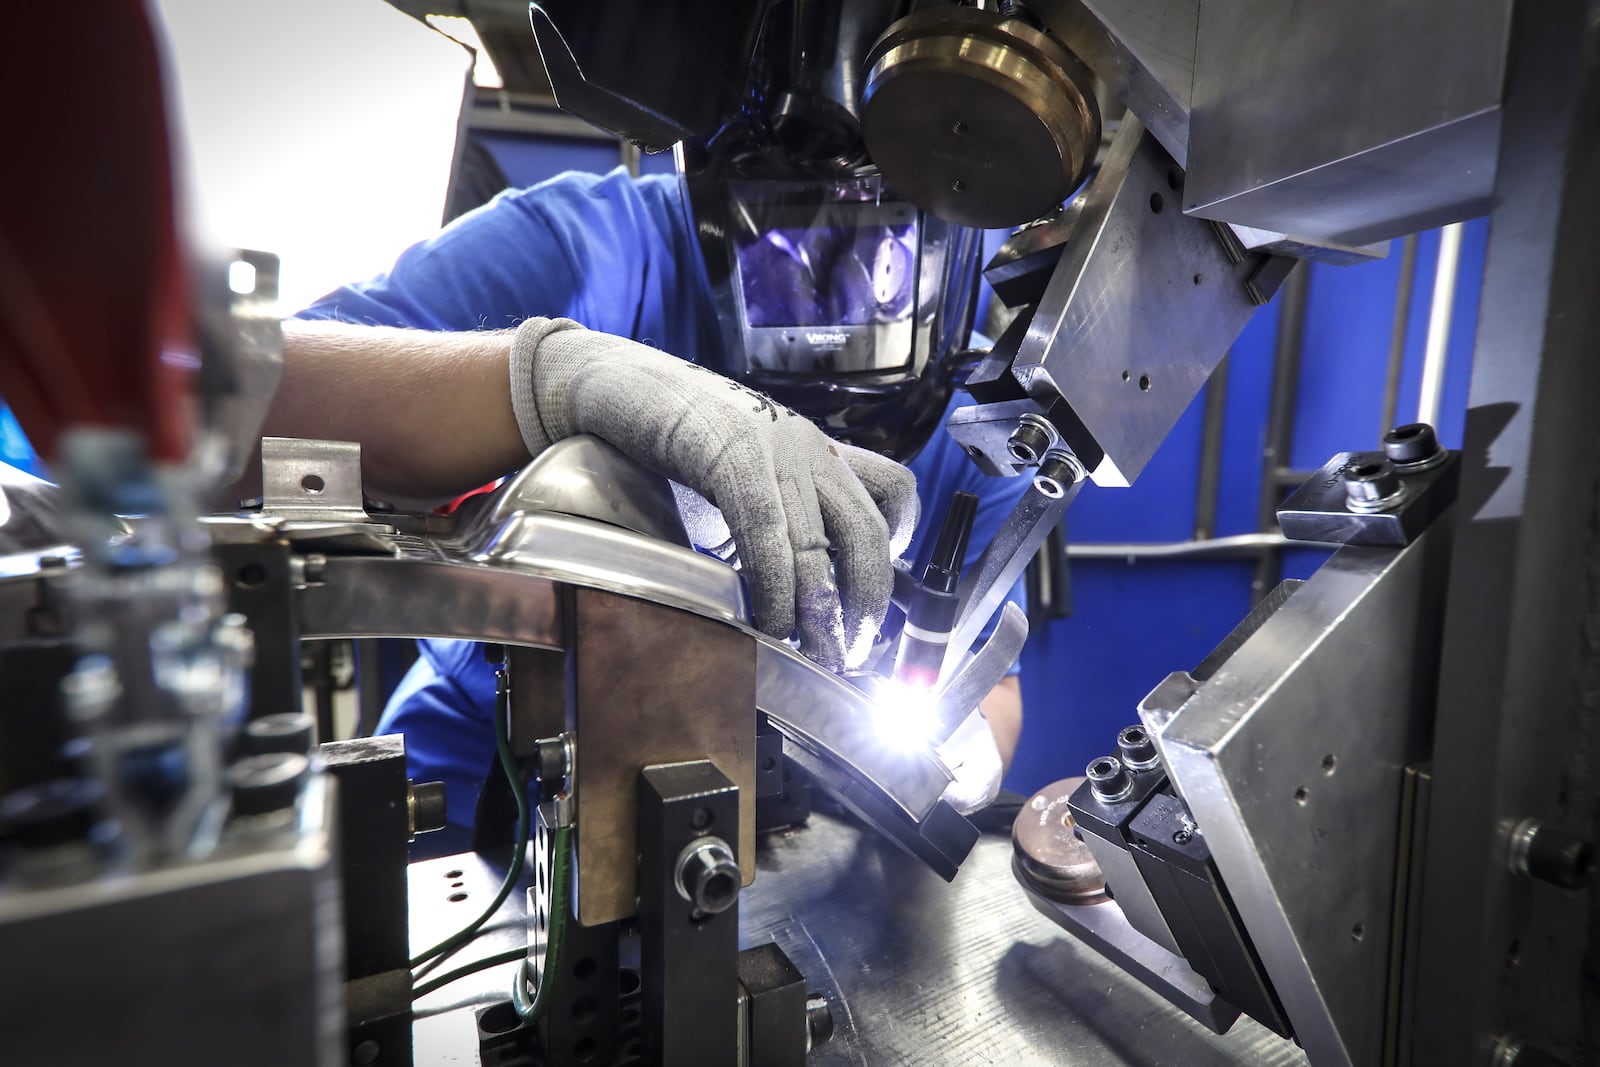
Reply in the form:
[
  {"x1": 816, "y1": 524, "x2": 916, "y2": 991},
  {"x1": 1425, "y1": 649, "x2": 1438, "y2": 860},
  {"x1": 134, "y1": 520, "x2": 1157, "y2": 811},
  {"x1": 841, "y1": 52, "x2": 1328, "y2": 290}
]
[{"x1": 0, "y1": 3, "x2": 192, "y2": 462}]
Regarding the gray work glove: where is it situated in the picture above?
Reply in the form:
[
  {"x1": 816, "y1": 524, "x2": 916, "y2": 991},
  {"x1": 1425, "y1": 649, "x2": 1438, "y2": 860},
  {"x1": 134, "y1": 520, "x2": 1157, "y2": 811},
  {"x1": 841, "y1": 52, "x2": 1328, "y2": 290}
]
[{"x1": 510, "y1": 318, "x2": 919, "y2": 671}]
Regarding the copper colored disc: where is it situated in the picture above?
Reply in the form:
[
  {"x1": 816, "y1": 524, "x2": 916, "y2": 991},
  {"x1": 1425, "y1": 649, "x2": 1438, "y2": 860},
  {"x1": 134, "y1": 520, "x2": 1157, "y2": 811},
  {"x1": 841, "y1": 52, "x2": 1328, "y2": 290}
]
[
  {"x1": 862, "y1": 7, "x2": 1101, "y2": 229},
  {"x1": 1013, "y1": 776, "x2": 1108, "y2": 905}
]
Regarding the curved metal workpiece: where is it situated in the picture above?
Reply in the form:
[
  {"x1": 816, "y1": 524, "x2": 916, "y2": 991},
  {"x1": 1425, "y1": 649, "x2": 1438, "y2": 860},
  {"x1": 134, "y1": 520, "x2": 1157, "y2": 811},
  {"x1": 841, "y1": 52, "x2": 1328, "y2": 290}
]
[
  {"x1": 270, "y1": 445, "x2": 963, "y2": 862},
  {"x1": 474, "y1": 436, "x2": 691, "y2": 548}
]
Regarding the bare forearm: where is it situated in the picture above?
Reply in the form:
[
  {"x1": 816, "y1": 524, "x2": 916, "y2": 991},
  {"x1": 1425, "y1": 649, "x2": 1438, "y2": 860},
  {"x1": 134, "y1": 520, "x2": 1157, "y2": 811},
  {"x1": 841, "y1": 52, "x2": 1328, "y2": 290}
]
[
  {"x1": 262, "y1": 321, "x2": 529, "y2": 504},
  {"x1": 981, "y1": 674, "x2": 1023, "y2": 772}
]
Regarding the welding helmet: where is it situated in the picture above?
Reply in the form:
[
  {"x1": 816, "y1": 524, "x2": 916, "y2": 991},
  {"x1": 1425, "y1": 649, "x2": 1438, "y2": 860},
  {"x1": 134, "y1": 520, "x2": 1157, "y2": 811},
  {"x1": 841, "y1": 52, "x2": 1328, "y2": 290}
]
[
  {"x1": 673, "y1": 1, "x2": 984, "y2": 463},
  {"x1": 529, "y1": 0, "x2": 1101, "y2": 459}
]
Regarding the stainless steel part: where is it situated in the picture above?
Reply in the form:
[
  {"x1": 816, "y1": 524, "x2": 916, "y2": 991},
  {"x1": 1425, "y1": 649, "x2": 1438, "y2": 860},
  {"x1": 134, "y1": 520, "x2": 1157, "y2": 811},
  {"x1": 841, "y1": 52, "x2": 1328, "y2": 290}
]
[
  {"x1": 1142, "y1": 523, "x2": 1453, "y2": 1067},
  {"x1": 1010, "y1": 117, "x2": 1281, "y2": 487},
  {"x1": 1028, "y1": 0, "x2": 1196, "y2": 164},
  {"x1": 1025, "y1": 0, "x2": 1386, "y2": 264},
  {"x1": 266, "y1": 437, "x2": 956, "y2": 835},
  {"x1": 0, "y1": 774, "x2": 341, "y2": 1067},
  {"x1": 934, "y1": 599, "x2": 1027, "y2": 737},
  {"x1": 1184, "y1": 0, "x2": 1510, "y2": 245},
  {"x1": 1416, "y1": 222, "x2": 1465, "y2": 429},
  {"x1": 260, "y1": 437, "x2": 371, "y2": 523},
  {"x1": 410, "y1": 813, "x2": 1305, "y2": 1066},
  {"x1": 492, "y1": 435, "x2": 691, "y2": 547},
  {"x1": 1413, "y1": 3, "x2": 1600, "y2": 1061},
  {"x1": 945, "y1": 450, "x2": 1083, "y2": 673}
]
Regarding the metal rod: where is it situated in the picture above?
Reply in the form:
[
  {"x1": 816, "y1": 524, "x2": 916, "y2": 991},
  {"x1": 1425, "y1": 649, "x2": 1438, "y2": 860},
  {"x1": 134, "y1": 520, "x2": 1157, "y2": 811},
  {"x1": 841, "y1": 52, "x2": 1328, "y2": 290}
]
[
  {"x1": 946, "y1": 451, "x2": 1085, "y2": 672},
  {"x1": 1381, "y1": 233, "x2": 1421, "y2": 437},
  {"x1": 1067, "y1": 531, "x2": 1332, "y2": 560},
  {"x1": 1417, "y1": 223, "x2": 1464, "y2": 428},
  {"x1": 1194, "y1": 352, "x2": 1230, "y2": 541},
  {"x1": 1251, "y1": 265, "x2": 1310, "y2": 602}
]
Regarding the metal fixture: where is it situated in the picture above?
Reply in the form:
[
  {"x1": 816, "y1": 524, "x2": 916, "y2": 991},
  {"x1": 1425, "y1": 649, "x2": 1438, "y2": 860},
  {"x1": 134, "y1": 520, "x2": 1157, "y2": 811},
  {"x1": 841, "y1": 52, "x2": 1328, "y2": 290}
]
[
  {"x1": 1383, "y1": 422, "x2": 1447, "y2": 473},
  {"x1": 1007, "y1": 413, "x2": 1059, "y2": 466},
  {"x1": 1418, "y1": 223, "x2": 1466, "y2": 428},
  {"x1": 1086, "y1": 755, "x2": 1133, "y2": 803},
  {"x1": 1342, "y1": 458, "x2": 1408, "y2": 514},
  {"x1": 1117, "y1": 724, "x2": 1160, "y2": 770},
  {"x1": 674, "y1": 836, "x2": 741, "y2": 916}
]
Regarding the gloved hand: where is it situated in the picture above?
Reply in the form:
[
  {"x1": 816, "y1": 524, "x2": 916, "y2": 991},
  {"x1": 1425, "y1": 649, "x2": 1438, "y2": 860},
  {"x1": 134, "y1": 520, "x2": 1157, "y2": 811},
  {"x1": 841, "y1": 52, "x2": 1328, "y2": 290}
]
[{"x1": 510, "y1": 318, "x2": 919, "y2": 671}]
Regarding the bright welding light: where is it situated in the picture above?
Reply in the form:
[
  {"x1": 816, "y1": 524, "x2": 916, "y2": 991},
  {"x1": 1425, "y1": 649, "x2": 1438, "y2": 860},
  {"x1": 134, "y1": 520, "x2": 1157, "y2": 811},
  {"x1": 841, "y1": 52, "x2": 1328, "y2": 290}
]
[{"x1": 870, "y1": 681, "x2": 941, "y2": 753}]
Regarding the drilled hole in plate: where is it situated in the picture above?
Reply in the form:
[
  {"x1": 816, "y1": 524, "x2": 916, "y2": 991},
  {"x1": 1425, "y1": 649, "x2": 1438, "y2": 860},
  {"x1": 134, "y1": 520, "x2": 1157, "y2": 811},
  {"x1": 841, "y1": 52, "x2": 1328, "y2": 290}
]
[
  {"x1": 1322, "y1": 754, "x2": 1337, "y2": 775},
  {"x1": 448, "y1": 891, "x2": 469, "y2": 903},
  {"x1": 1293, "y1": 786, "x2": 1310, "y2": 805},
  {"x1": 1149, "y1": 192, "x2": 1164, "y2": 213},
  {"x1": 444, "y1": 869, "x2": 463, "y2": 879},
  {"x1": 301, "y1": 473, "x2": 325, "y2": 494},
  {"x1": 1139, "y1": 375, "x2": 1152, "y2": 392}
]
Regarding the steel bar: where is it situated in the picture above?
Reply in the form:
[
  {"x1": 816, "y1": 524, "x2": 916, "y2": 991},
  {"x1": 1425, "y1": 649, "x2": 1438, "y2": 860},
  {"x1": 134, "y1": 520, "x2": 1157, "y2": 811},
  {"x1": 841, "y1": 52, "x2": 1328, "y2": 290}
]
[
  {"x1": 1416, "y1": 223, "x2": 1464, "y2": 429},
  {"x1": 1194, "y1": 353, "x2": 1230, "y2": 541},
  {"x1": 946, "y1": 452, "x2": 1084, "y2": 671},
  {"x1": 1250, "y1": 266, "x2": 1309, "y2": 603},
  {"x1": 1381, "y1": 234, "x2": 1421, "y2": 439}
]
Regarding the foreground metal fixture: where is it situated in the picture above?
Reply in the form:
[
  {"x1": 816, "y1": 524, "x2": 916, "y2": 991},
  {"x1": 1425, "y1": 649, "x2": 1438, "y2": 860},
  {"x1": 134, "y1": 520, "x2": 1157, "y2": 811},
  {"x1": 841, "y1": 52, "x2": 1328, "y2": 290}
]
[
  {"x1": 1008, "y1": 118, "x2": 1290, "y2": 487},
  {"x1": 1139, "y1": 523, "x2": 1454, "y2": 1067},
  {"x1": 203, "y1": 437, "x2": 974, "y2": 892},
  {"x1": 0, "y1": 773, "x2": 342, "y2": 1066},
  {"x1": 1184, "y1": 0, "x2": 1511, "y2": 245}
]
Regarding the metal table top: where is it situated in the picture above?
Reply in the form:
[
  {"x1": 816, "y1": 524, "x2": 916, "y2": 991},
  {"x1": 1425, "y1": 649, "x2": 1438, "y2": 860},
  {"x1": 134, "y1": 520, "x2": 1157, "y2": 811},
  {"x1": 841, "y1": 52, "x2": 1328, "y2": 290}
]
[{"x1": 410, "y1": 809, "x2": 1307, "y2": 1066}]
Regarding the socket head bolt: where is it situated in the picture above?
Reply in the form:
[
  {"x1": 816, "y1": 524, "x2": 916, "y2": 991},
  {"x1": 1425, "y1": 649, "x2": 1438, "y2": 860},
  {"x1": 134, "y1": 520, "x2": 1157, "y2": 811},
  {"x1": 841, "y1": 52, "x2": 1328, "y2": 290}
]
[
  {"x1": 1116, "y1": 725, "x2": 1161, "y2": 770},
  {"x1": 674, "y1": 836, "x2": 741, "y2": 916},
  {"x1": 1086, "y1": 755, "x2": 1134, "y2": 803},
  {"x1": 1508, "y1": 818, "x2": 1596, "y2": 889},
  {"x1": 227, "y1": 752, "x2": 310, "y2": 818},
  {"x1": 1007, "y1": 414, "x2": 1058, "y2": 466},
  {"x1": 1343, "y1": 457, "x2": 1408, "y2": 513},
  {"x1": 1382, "y1": 422, "x2": 1446, "y2": 472}
]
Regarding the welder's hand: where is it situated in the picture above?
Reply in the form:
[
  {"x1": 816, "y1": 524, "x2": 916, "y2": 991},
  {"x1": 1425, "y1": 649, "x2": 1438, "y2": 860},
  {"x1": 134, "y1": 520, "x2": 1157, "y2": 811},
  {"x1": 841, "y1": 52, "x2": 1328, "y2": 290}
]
[{"x1": 510, "y1": 318, "x2": 918, "y2": 671}]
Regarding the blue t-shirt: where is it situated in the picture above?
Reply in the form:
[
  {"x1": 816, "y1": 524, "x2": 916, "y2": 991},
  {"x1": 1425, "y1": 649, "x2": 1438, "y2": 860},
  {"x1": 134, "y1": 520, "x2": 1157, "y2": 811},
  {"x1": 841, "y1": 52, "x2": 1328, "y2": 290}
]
[{"x1": 297, "y1": 168, "x2": 1029, "y2": 828}]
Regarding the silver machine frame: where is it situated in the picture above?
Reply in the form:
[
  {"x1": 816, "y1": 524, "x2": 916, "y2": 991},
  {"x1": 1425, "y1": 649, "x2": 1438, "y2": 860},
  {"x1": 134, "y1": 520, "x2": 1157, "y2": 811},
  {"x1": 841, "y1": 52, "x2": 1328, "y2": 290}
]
[{"x1": 971, "y1": 1, "x2": 1599, "y2": 1064}]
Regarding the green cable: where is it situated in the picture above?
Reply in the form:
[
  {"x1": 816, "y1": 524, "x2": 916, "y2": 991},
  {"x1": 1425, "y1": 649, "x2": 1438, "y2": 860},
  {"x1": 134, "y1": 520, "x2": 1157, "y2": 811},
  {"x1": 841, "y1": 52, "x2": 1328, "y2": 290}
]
[
  {"x1": 410, "y1": 946, "x2": 526, "y2": 1001},
  {"x1": 512, "y1": 824, "x2": 573, "y2": 1022},
  {"x1": 409, "y1": 669, "x2": 533, "y2": 971}
]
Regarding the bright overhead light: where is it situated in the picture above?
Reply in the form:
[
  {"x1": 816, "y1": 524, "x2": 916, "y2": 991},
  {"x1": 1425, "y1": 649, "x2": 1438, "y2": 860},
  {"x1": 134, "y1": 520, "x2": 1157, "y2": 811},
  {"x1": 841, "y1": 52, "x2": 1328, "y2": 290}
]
[
  {"x1": 425, "y1": 14, "x2": 504, "y2": 89},
  {"x1": 155, "y1": 0, "x2": 472, "y2": 312}
]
